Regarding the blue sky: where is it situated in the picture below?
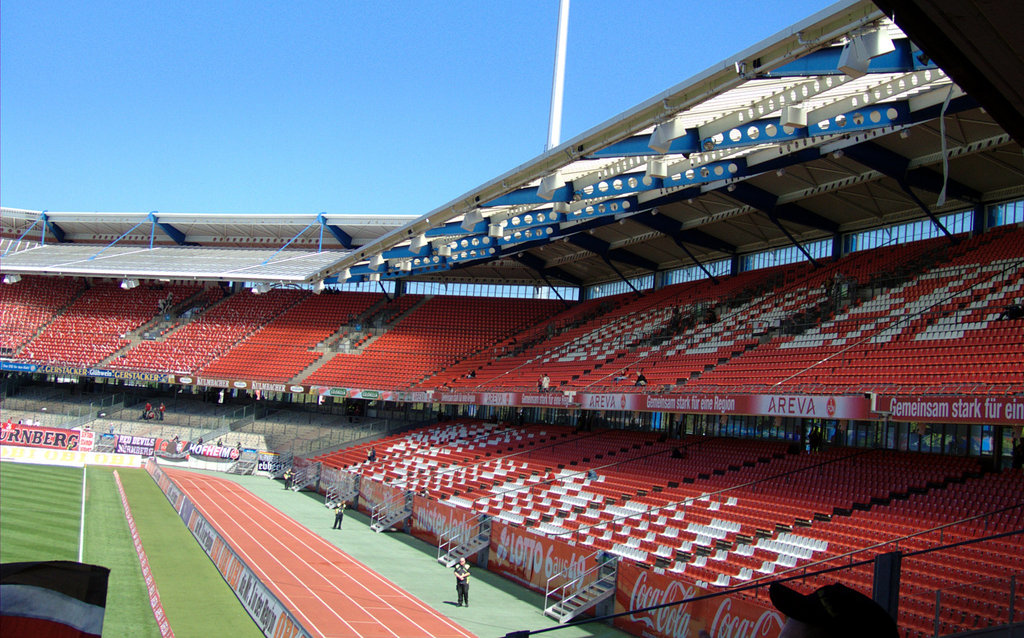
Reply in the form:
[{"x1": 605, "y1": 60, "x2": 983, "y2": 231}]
[{"x1": 2, "y1": 0, "x2": 827, "y2": 216}]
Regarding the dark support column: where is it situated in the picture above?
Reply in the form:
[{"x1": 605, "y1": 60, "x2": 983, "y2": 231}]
[
  {"x1": 973, "y1": 203, "x2": 987, "y2": 236},
  {"x1": 873, "y1": 550, "x2": 902, "y2": 623}
]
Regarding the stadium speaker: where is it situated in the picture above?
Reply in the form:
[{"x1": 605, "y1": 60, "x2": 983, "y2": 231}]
[{"x1": 864, "y1": 391, "x2": 878, "y2": 412}]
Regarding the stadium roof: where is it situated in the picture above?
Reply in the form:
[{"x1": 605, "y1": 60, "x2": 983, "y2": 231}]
[{"x1": 3, "y1": 0, "x2": 1022, "y2": 290}]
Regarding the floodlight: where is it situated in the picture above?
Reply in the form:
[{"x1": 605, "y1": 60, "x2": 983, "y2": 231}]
[
  {"x1": 3, "y1": 274, "x2": 21, "y2": 285},
  {"x1": 537, "y1": 171, "x2": 565, "y2": 201},
  {"x1": 120, "y1": 278, "x2": 139, "y2": 290},
  {"x1": 437, "y1": 244, "x2": 452, "y2": 257},
  {"x1": 837, "y1": 28, "x2": 895, "y2": 79},
  {"x1": 648, "y1": 118, "x2": 688, "y2": 154},
  {"x1": 312, "y1": 280, "x2": 325, "y2": 294},
  {"x1": 409, "y1": 234, "x2": 427, "y2": 252},
  {"x1": 369, "y1": 254, "x2": 385, "y2": 270},
  {"x1": 460, "y1": 210, "x2": 484, "y2": 232}
]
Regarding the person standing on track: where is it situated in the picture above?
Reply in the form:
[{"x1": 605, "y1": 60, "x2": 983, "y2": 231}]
[
  {"x1": 333, "y1": 502, "x2": 346, "y2": 529},
  {"x1": 453, "y1": 557, "x2": 470, "y2": 607}
]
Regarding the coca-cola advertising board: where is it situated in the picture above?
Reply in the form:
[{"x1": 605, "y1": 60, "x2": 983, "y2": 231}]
[{"x1": 614, "y1": 562, "x2": 785, "y2": 638}]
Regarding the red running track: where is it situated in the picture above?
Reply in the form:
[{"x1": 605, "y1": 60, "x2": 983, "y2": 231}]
[{"x1": 165, "y1": 468, "x2": 475, "y2": 638}]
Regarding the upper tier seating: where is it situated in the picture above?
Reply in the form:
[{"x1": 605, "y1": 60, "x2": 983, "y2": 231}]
[
  {"x1": 305, "y1": 296, "x2": 561, "y2": 389},
  {"x1": 17, "y1": 282, "x2": 202, "y2": 366},
  {"x1": 198, "y1": 291, "x2": 382, "y2": 382},
  {"x1": 7, "y1": 225, "x2": 1022, "y2": 396},
  {"x1": 696, "y1": 226, "x2": 1024, "y2": 395},
  {"x1": 0, "y1": 276, "x2": 85, "y2": 354},
  {"x1": 107, "y1": 288, "x2": 302, "y2": 374}
]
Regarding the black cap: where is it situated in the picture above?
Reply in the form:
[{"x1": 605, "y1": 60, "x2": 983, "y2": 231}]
[{"x1": 769, "y1": 582, "x2": 898, "y2": 638}]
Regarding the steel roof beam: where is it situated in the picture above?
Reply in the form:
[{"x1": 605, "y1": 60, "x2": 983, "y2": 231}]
[
  {"x1": 726, "y1": 182, "x2": 823, "y2": 267},
  {"x1": 631, "y1": 210, "x2": 736, "y2": 253},
  {"x1": 842, "y1": 142, "x2": 981, "y2": 202},
  {"x1": 151, "y1": 216, "x2": 188, "y2": 246},
  {"x1": 567, "y1": 233, "x2": 659, "y2": 272},
  {"x1": 727, "y1": 182, "x2": 839, "y2": 233},
  {"x1": 632, "y1": 212, "x2": 724, "y2": 282},
  {"x1": 318, "y1": 214, "x2": 354, "y2": 248},
  {"x1": 40, "y1": 213, "x2": 67, "y2": 244},
  {"x1": 510, "y1": 252, "x2": 583, "y2": 287}
]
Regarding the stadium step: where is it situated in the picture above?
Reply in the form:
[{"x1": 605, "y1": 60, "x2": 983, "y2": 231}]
[{"x1": 543, "y1": 554, "x2": 618, "y2": 623}]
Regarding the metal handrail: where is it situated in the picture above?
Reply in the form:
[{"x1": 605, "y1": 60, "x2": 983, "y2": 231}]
[
  {"x1": 543, "y1": 549, "x2": 614, "y2": 614},
  {"x1": 437, "y1": 516, "x2": 485, "y2": 562},
  {"x1": 370, "y1": 491, "x2": 409, "y2": 528}
]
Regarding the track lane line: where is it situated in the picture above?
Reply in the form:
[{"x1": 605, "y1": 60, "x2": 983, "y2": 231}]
[{"x1": 168, "y1": 470, "x2": 474, "y2": 638}]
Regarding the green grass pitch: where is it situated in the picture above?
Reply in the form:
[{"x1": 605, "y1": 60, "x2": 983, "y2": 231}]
[{"x1": 1, "y1": 462, "x2": 262, "y2": 638}]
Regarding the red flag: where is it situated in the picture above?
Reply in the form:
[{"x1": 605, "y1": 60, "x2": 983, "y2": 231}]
[{"x1": 0, "y1": 561, "x2": 110, "y2": 638}]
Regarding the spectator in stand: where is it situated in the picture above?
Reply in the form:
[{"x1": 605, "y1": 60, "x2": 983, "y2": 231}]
[
  {"x1": 808, "y1": 425, "x2": 824, "y2": 453},
  {"x1": 541, "y1": 374, "x2": 550, "y2": 392},
  {"x1": 769, "y1": 581, "x2": 898, "y2": 638},
  {"x1": 614, "y1": 369, "x2": 630, "y2": 383},
  {"x1": 158, "y1": 402, "x2": 166, "y2": 421},
  {"x1": 142, "y1": 402, "x2": 152, "y2": 420},
  {"x1": 367, "y1": 447, "x2": 377, "y2": 463},
  {"x1": 997, "y1": 301, "x2": 1024, "y2": 321},
  {"x1": 634, "y1": 370, "x2": 648, "y2": 387}
]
